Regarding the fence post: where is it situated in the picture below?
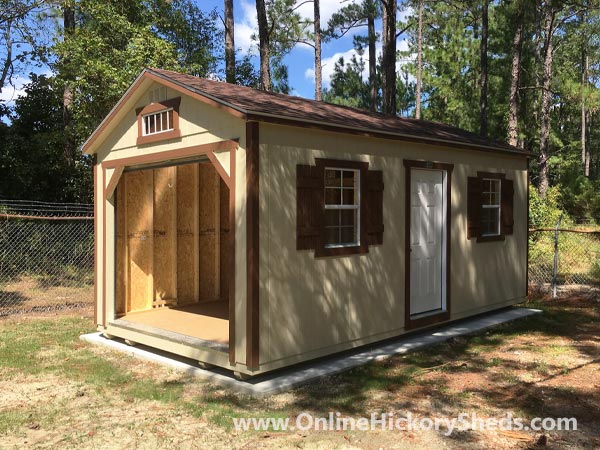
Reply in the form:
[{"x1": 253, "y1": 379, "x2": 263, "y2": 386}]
[{"x1": 552, "y1": 215, "x2": 562, "y2": 298}]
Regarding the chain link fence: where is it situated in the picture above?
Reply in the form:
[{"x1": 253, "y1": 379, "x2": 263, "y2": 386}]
[
  {"x1": 2, "y1": 198, "x2": 600, "y2": 317},
  {"x1": 529, "y1": 226, "x2": 600, "y2": 293},
  {"x1": 0, "y1": 200, "x2": 94, "y2": 317}
]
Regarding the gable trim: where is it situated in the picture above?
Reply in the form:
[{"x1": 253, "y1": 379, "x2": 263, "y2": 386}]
[{"x1": 82, "y1": 70, "x2": 247, "y2": 155}]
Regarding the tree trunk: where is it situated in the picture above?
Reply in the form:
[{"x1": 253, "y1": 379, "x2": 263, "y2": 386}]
[
  {"x1": 0, "y1": 20, "x2": 13, "y2": 96},
  {"x1": 581, "y1": 49, "x2": 588, "y2": 176},
  {"x1": 63, "y1": 0, "x2": 75, "y2": 168},
  {"x1": 507, "y1": 11, "x2": 523, "y2": 147},
  {"x1": 586, "y1": 112, "x2": 592, "y2": 176},
  {"x1": 256, "y1": 0, "x2": 271, "y2": 91},
  {"x1": 415, "y1": 0, "x2": 423, "y2": 119},
  {"x1": 381, "y1": 0, "x2": 396, "y2": 115},
  {"x1": 580, "y1": 8, "x2": 590, "y2": 176},
  {"x1": 368, "y1": 11, "x2": 377, "y2": 111},
  {"x1": 538, "y1": 5, "x2": 555, "y2": 198},
  {"x1": 224, "y1": 0, "x2": 235, "y2": 84},
  {"x1": 479, "y1": 0, "x2": 488, "y2": 137},
  {"x1": 314, "y1": 0, "x2": 322, "y2": 101}
]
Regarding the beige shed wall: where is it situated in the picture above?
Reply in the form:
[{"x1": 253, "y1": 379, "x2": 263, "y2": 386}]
[
  {"x1": 258, "y1": 123, "x2": 528, "y2": 370},
  {"x1": 93, "y1": 83, "x2": 249, "y2": 368}
]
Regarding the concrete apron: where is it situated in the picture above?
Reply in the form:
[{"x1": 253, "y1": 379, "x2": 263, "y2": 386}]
[{"x1": 81, "y1": 307, "x2": 541, "y2": 397}]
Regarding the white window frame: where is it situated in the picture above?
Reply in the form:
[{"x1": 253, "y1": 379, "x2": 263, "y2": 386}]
[
  {"x1": 324, "y1": 167, "x2": 360, "y2": 248},
  {"x1": 481, "y1": 178, "x2": 501, "y2": 237},
  {"x1": 142, "y1": 108, "x2": 174, "y2": 137}
]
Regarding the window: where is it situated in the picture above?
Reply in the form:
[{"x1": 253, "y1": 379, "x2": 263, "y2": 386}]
[
  {"x1": 324, "y1": 168, "x2": 360, "y2": 247},
  {"x1": 136, "y1": 96, "x2": 181, "y2": 145},
  {"x1": 142, "y1": 108, "x2": 174, "y2": 136},
  {"x1": 296, "y1": 158, "x2": 384, "y2": 257},
  {"x1": 480, "y1": 178, "x2": 501, "y2": 236},
  {"x1": 467, "y1": 172, "x2": 514, "y2": 242}
]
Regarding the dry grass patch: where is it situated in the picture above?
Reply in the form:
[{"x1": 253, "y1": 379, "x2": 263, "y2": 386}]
[{"x1": 0, "y1": 290, "x2": 599, "y2": 449}]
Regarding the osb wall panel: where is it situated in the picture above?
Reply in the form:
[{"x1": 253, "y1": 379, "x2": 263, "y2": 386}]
[
  {"x1": 115, "y1": 180, "x2": 127, "y2": 315},
  {"x1": 126, "y1": 169, "x2": 154, "y2": 312},
  {"x1": 198, "y1": 163, "x2": 219, "y2": 302},
  {"x1": 113, "y1": 161, "x2": 229, "y2": 314},
  {"x1": 153, "y1": 167, "x2": 177, "y2": 301},
  {"x1": 219, "y1": 178, "x2": 230, "y2": 301},
  {"x1": 177, "y1": 163, "x2": 200, "y2": 304}
]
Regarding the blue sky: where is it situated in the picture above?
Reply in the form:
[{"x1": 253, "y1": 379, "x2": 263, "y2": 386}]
[
  {"x1": 205, "y1": 0, "x2": 396, "y2": 99},
  {"x1": 0, "y1": 1, "x2": 411, "y2": 107}
]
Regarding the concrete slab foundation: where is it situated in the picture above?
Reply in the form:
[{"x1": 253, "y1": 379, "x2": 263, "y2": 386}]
[{"x1": 81, "y1": 307, "x2": 541, "y2": 397}]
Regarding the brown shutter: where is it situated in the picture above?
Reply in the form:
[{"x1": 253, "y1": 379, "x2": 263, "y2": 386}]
[
  {"x1": 467, "y1": 176, "x2": 482, "y2": 239},
  {"x1": 297, "y1": 164, "x2": 321, "y2": 250},
  {"x1": 365, "y1": 170, "x2": 384, "y2": 245},
  {"x1": 501, "y1": 178, "x2": 514, "y2": 235}
]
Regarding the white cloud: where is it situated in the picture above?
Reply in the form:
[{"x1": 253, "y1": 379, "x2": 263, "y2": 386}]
[
  {"x1": 235, "y1": 0, "x2": 367, "y2": 56},
  {"x1": 305, "y1": 47, "x2": 369, "y2": 87},
  {"x1": 0, "y1": 75, "x2": 29, "y2": 104},
  {"x1": 235, "y1": 0, "x2": 258, "y2": 55},
  {"x1": 296, "y1": 0, "x2": 359, "y2": 30}
]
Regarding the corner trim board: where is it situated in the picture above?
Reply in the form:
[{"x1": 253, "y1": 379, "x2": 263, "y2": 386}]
[
  {"x1": 102, "y1": 167, "x2": 107, "y2": 328},
  {"x1": 229, "y1": 145, "x2": 237, "y2": 365},
  {"x1": 93, "y1": 161, "x2": 98, "y2": 325},
  {"x1": 246, "y1": 121, "x2": 260, "y2": 370}
]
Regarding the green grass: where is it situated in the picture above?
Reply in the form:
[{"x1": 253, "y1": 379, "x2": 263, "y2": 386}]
[
  {"x1": 0, "y1": 295, "x2": 596, "y2": 440},
  {"x1": 125, "y1": 379, "x2": 185, "y2": 402}
]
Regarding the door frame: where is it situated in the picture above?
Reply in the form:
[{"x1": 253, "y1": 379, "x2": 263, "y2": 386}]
[
  {"x1": 403, "y1": 159, "x2": 454, "y2": 330},
  {"x1": 101, "y1": 139, "x2": 238, "y2": 365}
]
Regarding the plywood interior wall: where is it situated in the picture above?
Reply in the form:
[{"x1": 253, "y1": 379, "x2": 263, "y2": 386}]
[{"x1": 115, "y1": 161, "x2": 230, "y2": 316}]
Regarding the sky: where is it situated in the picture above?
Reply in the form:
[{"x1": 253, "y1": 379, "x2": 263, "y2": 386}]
[
  {"x1": 215, "y1": 0, "x2": 412, "y2": 99},
  {"x1": 0, "y1": 1, "x2": 412, "y2": 109}
]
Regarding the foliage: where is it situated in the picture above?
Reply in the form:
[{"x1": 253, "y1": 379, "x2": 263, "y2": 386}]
[
  {"x1": 149, "y1": 0, "x2": 220, "y2": 77},
  {"x1": 52, "y1": 0, "x2": 179, "y2": 142},
  {"x1": 0, "y1": 74, "x2": 92, "y2": 202},
  {"x1": 0, "y1": 0, "x2": 599, "y2": 221},
  {"x1": 0, "y1": 0, "x2": 50, "y2": 95},
  {"x1": 529, "y1": 184, "x2": 564, "y2": 229},
  {"x1": 323, "y1": 50, "x2": 370, "y2": 109}
]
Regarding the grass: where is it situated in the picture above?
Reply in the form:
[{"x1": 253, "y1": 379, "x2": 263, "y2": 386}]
[{"x1": 0, "y1": 291, "x2": 598, "y2": 448}]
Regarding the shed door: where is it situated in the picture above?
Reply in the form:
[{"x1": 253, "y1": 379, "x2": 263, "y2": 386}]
[{"x1": 409, "y1": 169, "x2": 446, "y2": 316}]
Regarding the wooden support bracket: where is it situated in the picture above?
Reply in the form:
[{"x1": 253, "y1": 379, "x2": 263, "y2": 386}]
[
  {"x1": 207, "y1": 151, "x2": 231, "y2": 187},
  {"x1": 104, "y1": 165, "x2": 124, "y2": 199}
]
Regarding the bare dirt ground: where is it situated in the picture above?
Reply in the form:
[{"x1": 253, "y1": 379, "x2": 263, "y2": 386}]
[
  {"x1": 0, "y1": 289, "x2": 598, "y2": 449},
  {"x1": 0, "y1": 275, "x2": 93, "y2": 317}
]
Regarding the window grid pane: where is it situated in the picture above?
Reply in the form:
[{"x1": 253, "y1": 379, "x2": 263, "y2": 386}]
[
  {"x1": 143, "y1": 109, "x2": 174, "y2": 136},
  {"x1": 324, "y1": 168, "x2": 360, "y2": 247},
  {"x1": 480, "y1": 178, "x2": 501, "y2": 236}
]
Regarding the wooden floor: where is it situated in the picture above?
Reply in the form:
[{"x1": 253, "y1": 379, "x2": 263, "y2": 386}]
[{"x1": 121, "y1": 301, "x2": 229, "y2": 345}]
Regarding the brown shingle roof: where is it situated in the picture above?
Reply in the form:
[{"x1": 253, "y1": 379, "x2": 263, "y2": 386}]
[{"x1": 149, "y1": 68, "x2": 529, "y2": 156}]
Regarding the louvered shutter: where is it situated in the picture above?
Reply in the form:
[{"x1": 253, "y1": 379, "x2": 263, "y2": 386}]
[
  {"x1": 296, "y1": 164, "x2": 321, "y2": 250},
  {"x1": 365, "y1": 170, "x2": 384, "y2": 245},
  {"x1": 501, "y1": 178, "x2": 514, "y2": 235},
  {"x1": 467, "y1": 176, "x2": 482, "y2": 239}
]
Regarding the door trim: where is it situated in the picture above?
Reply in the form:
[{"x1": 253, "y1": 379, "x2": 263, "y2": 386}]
[{"x1": 403, "y1": 160, "x2": 454, "y2": 330}]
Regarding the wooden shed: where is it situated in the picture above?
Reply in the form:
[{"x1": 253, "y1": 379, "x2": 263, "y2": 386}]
[{"x1": 84, "y1": 68, "x2": 530, "y2": 378}]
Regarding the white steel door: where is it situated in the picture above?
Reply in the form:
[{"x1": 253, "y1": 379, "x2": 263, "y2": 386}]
[{"x1": 409, "y1": 169, "x2": 446, "y2": 316}]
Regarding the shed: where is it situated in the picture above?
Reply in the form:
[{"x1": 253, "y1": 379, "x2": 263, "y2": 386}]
[{"x1": 84, "y1": 68, "x2": 530, "y2": 378}]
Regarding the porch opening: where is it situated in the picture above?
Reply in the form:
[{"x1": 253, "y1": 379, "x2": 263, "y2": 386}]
[{"x1": 114, "y1": 159, "x2": 230, "y2": 351}]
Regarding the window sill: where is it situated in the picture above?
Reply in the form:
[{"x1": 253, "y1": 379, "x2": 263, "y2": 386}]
[
  {"x1": 137, "y1": 129, "x2": 181, "y2": 146},
  {"x1": 476, "y1": 234, "x2": 505, "y2": 242},
  {"x1": 315, "y1": 243, "x2": 368, "y2": 258}
]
